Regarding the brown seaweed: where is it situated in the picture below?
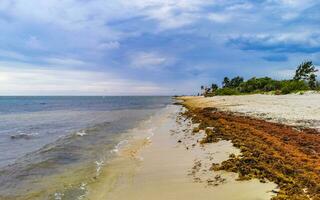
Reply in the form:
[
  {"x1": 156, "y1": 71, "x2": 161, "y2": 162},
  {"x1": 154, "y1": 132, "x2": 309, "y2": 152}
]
[{"x1": 182, "y1": 104, "x2": 320, "y2": 200}]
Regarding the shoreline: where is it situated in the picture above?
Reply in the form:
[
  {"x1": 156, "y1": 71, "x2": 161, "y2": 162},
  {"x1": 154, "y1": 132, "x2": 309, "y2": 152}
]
[
  {"x1": 177, "y1": 95, "x2": 320, "y2": 199},
  {"x1": 86, "y1": 104, "x2": 277, "y2": 200},
  {"x1": 0, "y1": 98, "x2": 171, "y2": 200},
  {"x1": 5, "y1": 96, "x2": 319, "y2": 199}
]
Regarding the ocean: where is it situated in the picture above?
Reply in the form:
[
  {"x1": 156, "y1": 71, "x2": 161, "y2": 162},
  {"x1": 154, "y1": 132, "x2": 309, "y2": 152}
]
[{"x1": 0, "y1": 96, "x2": 172, "y2": 200}]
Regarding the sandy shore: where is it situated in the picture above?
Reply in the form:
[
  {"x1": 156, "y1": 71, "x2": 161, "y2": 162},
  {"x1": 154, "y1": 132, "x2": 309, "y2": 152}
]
[
  {"x1": 178, "y1": 95, "x2": 320, "y2": 199},
  {"x1": 180, "y1": 93, "x2": 320, "y2": 130},
  {"x1": 86, "y1": 105, "x2": 277, "y2": 200}
]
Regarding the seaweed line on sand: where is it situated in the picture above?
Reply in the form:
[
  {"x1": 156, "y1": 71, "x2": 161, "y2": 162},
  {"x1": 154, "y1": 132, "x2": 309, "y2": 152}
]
[{"x1": 179, "y1": 100, "x2": 320, "y2": 200}]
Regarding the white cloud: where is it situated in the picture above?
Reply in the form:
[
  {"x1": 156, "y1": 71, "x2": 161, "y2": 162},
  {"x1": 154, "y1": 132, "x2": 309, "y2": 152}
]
[
  {"x1": 230, "y1": 32, "x2": 320, "y2": 50},
  {"x1": 142, "y1": 4, "x2": 199, "y2": 30},
  {"x1": 0, "y1": 0, "x2": 215, "y2": 33},
  {"x1": 208, "y1": 13, "x2": 231, "y2": 23},
  {"x1": 97, "y1": 41, "x2": 120, "y2": 50},
  {"x1": 277, "y1": 0, "x2": 313, "y2": 7},
  {"x1": 0, "y1": 50, "x2": 89, "y2": 67},
  {"x1": 265, "y1": 0, "x2": 317, "y2": 20},
  {"x1": 130, "y1": 52, "x2": 170, "y2": 70},
  {"x1": 271, "y1": 69, "x2": 295, "y2": 79},
  {"x1": 44, "y1": 57, "x2": 87, "y2": 67},
  {"x1": 226, "y1": 3, "x2": 253, "y2": 11},
  {"x1": 0, "y1": 49, "x2": 28, "y2": 60},
  {"x1": 0, "y1": 61, "x2": 170, "y2": 95}
]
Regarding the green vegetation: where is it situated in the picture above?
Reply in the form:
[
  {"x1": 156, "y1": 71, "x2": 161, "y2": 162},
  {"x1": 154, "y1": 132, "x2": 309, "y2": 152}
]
[
  {"x1": 210, "y1": 87, "x2": 239, "y2": 96},
  {"x1": 201, "y1": 61, "x2": 319, "y2": 96}
]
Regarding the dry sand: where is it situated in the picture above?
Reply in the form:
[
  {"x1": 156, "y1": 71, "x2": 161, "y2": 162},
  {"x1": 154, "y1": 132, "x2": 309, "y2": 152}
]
[
  {"x1": 180, "y1": 93, "x2": 320, "y2": 130},
  {"x1": 87, "y1": 105, "x2": 277, "y2": 200}
]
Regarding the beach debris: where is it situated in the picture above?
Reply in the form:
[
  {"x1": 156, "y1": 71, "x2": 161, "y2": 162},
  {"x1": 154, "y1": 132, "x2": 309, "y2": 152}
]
[
  {"x1": 183, "y1": 106, "x2": 320, "y2": 199},
  {"x1": 210, "y1": 163, "x2": 220, "y2": 171},
  {"x1": 189, "y1": 160, "x2": 202, "y2": 176},
  {"x1": 229, "y1": 153, "x2": 236, "y2": 159},
  {"x1": 207, "y1": 175, "x2": 226, "y2": 186},
  {"x1": 192, "y1": 127, "x2": 200, "y2": 133}
]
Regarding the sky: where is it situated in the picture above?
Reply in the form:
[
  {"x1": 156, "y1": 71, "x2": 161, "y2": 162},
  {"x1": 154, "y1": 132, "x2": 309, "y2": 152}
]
[{"x1": 0, "y1": 0, "x2": 319, "y2": 95}]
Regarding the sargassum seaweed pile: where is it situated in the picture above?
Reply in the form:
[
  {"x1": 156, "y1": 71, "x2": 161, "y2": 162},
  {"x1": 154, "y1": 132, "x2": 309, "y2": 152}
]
[{"x1": 183, "y1": 106, "x2": 320, "y2": 200}]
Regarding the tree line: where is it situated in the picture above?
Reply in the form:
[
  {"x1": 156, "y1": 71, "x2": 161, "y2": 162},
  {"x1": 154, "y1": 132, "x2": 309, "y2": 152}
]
[{"x1": 200, "y1": 61, "x2": 319, "y2": 96}]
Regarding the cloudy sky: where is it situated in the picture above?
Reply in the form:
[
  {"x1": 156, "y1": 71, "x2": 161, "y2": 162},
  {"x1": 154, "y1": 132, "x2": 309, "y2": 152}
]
[{"x1": 0, "y1": 0, "x2": 319, "y2": 95}]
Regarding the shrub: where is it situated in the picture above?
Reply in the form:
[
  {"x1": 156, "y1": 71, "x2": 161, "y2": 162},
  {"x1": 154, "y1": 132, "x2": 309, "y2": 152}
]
[
  {"x1": 280, "y1": 80, "x2": 308, "y2": 94},
  {"x1": 264, "y1": 82, "x2": 278, "y2": 92},
  {"x1": 214, "y1": 88, "x2": 240, "y2": 96},
  {"x1": 309, "y1": 74, "x2": 317, "y2": 90},
  {"x1": 238, "y1": 77, "x2": 277, "y2": 93},
  {"x1": 211, "y1": 83, "x2": 218, "y2": 91},
  {"x1": 229, "y1": 76, "x2": 244, "y2": 88},
  {"x1": 204, "y1": 92, "x2": 215, "y2": 97},
  {"x1": 316, "y1": 81, "x2": 320, "y2": 91}
]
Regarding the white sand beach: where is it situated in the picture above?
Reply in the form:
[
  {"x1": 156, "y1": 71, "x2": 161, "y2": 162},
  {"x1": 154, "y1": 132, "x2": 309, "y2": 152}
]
[
  {"x1": 86, "y1": 105, "x2": 277, "y2": 200},
  {"x1": 180, "y1": 93, "x2": 320, "y2": 130}
]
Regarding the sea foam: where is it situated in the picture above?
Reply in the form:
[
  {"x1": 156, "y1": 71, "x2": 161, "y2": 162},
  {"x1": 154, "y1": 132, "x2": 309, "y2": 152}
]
[
  {"x1": 10, "y1": 132, "x2": 39, "y2": 140},
  {"x1": 76, "y1": 130, "x2": 87, "y2": 137},
  {"x1": 111, "y1": 140, "x2": 129, "y2": 153}
]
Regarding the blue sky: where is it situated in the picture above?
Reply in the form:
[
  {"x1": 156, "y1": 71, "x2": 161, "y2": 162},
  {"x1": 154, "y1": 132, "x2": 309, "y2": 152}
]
[{"x1": 0, "y1": 0, "x2": 319, "y2": 95}]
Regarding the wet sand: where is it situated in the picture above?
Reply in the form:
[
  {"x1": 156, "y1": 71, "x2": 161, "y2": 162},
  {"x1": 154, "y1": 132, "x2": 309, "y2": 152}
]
[{"x1": 87, "y1": 105, "x2": 277, "y2": 200}]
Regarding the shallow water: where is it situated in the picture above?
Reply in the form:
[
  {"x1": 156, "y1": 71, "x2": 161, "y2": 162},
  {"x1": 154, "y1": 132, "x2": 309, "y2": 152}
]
[{"x1": 0, "y1": 96, "x2": 171, "y2": 200}]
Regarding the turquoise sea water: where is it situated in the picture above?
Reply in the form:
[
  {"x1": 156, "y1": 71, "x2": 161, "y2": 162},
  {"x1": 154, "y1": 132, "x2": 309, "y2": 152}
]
[{"x1": 0, "y1": 96, "x2": 171, "y2": 199}]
